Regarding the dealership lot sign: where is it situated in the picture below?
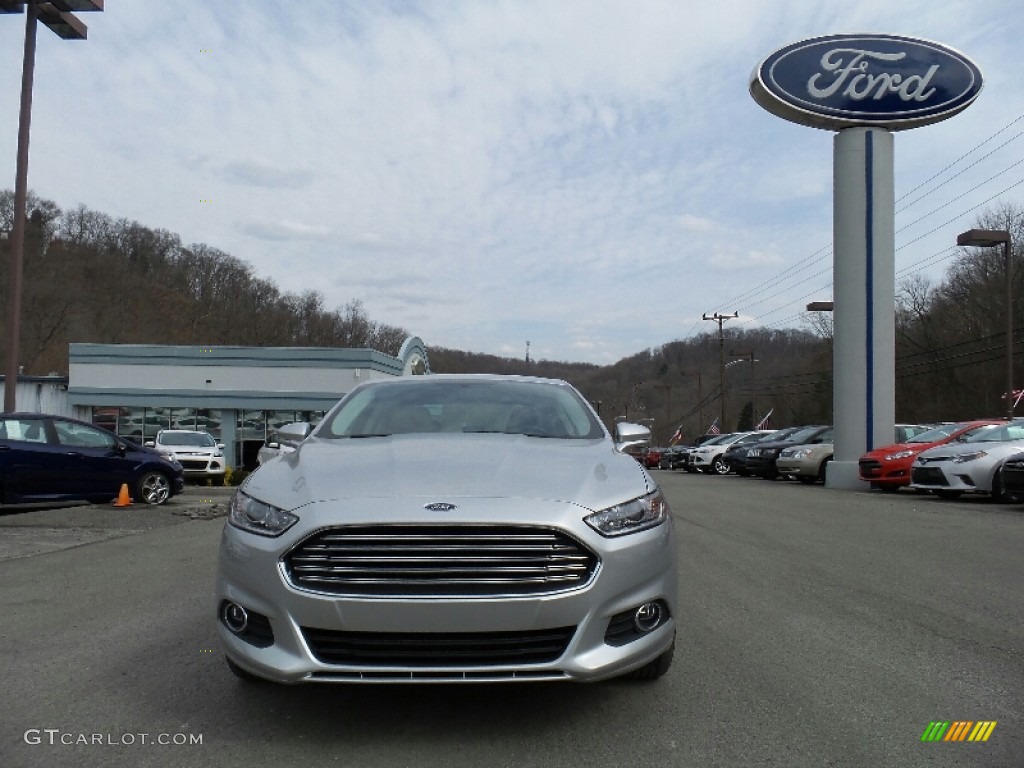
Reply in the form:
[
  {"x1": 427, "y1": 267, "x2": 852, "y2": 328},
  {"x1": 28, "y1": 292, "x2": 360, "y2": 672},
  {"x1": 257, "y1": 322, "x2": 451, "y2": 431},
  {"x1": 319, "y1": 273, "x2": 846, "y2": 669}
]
[
  {"x1": 749, "y1": 34, "x2": 983, "y2": 489},
  {"x1": 750, "y1": 34, "x2": 983, "y2": 130}
]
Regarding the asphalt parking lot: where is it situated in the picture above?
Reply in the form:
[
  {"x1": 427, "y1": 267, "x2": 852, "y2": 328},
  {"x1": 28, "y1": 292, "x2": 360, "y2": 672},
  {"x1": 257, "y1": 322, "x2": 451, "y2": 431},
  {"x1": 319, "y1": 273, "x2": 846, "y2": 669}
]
[
  {"x1": 0, "y1": 485, "x2": 234, "y2": 562},
  {"x1": 0, "y1": 473, "x2": 1020, "y2": 768}
]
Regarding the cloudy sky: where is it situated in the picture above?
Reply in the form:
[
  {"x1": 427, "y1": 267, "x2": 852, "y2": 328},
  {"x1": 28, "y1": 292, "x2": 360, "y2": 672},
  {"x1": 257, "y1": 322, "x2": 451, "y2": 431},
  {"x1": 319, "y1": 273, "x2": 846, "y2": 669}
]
[{"x1": 1, "y1": 1, "x2": 1021, "y2": 364}]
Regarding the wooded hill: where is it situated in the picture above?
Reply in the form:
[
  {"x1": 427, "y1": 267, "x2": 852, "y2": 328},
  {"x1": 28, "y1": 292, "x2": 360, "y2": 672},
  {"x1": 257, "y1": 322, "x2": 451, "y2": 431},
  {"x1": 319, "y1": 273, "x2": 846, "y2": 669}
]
[{"x1": 2, "y1": 190, "x2": 1022, "y2": 443}]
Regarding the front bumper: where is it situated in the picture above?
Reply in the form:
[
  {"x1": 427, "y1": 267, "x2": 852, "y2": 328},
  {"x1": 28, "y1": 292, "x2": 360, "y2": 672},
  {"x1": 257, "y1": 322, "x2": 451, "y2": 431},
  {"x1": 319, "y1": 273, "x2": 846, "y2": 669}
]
[
  {"x1": 910, "y1": 463, "x2": 984, "y2": 492},
  {"x1": 775, "y1": 457, "x2": 814, "y2": 477},
  {"x1": 215, "y1": 498, "x2": 678, "y2": 683},
  {"x1": 858, "y1": 457, "x2": 913, "y2": 487}
]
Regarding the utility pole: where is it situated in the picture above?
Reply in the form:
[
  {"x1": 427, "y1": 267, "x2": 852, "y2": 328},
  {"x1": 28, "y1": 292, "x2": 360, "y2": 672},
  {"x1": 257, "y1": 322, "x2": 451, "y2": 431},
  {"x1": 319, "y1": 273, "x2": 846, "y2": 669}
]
[
  {"x1": 730, "y1": 349, "x2": 758, "y2": 428},
  {"x1": 703, "y1": 311, "x2": 738, "y2": 429}
]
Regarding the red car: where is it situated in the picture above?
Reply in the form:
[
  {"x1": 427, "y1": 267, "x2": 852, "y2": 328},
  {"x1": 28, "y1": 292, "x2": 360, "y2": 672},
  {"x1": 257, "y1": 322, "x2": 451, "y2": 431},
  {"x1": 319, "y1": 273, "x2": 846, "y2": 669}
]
[
  {"x1": 858, "y1": 420, "x2": 1003, "y2": 491},
  {"x1": 645, "y1": 447, "x2": 664, "y2": 469}
]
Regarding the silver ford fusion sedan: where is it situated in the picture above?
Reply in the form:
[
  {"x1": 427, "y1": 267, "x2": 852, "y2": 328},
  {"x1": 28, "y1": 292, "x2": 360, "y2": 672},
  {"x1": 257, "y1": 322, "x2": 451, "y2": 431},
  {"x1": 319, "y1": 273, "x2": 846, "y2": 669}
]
[{"x1": 215, "y1": 374, "x2": 678, "y2": 684}]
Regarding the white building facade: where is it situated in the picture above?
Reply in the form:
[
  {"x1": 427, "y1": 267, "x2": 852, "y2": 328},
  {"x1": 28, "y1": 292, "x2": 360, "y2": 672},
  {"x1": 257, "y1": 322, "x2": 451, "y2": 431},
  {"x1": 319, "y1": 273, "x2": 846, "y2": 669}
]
[{"x1": 54, "y1": 336, "x2": 430, "y2": 469}]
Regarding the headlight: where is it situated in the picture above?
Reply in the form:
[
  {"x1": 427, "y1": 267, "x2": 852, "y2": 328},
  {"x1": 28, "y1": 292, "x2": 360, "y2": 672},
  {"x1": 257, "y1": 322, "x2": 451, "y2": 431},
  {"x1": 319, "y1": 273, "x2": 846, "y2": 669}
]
[
  {"x1": 789, "y1": 448, "x2": 813, "y2": 459},
  {"x1": 228, "y1": 490, "x2": 298, "y2": 537},
  {"x1": 952, "y1": 451, "x2": 987, "y2": 464},
  {"x1": 885, "y1": 450, "x2": 915, "y2": 460},
  {"x1": 584, "y1": 490, "x2": 670, "y2": 537}
]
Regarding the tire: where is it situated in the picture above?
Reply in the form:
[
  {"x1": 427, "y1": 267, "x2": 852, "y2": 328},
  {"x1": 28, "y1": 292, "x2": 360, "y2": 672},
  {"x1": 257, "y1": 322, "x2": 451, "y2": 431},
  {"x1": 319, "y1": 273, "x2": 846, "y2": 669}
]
[
  {"x1": 710, "y1": 455, "x2": 730, "y2": 475},
  {"x1": 798, "y1": 475, "x2": 817, "y2": 485},
  {"x1": 817, "y1": 457, "x2": 831, "y2": 484},
  {"x1": 934, "y1": 489, "x2": 962, "y2": 500},
  {"x1": 870, "y1": 482, "x2": 898, "y2": 493},
  {"x1": 630, "y1": 636, "x2": 675, "y2": 681},
  {"x1": 135, "y1": 471, "x2": 172, "y2": 505},
  {"x1": 989, "y1": 471, "x2": 1020, "y2": 503}
]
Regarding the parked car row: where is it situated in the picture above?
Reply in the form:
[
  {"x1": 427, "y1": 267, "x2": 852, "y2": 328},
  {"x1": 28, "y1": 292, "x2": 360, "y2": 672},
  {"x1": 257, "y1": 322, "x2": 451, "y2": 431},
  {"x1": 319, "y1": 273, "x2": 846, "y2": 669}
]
[
  {"x1": 657, "y1": 417, "x2": 1024, "y2": 503},
  {"x1": 656, "y1": 423, "x2": 933, "y2": 482}
]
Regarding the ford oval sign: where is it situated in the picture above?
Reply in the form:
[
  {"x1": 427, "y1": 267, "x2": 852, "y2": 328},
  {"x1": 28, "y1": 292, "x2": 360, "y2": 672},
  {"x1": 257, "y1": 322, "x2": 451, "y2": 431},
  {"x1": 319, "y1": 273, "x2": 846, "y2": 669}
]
[{"x1": 750, "y1": 34, "x2": 982, "y2": 131}]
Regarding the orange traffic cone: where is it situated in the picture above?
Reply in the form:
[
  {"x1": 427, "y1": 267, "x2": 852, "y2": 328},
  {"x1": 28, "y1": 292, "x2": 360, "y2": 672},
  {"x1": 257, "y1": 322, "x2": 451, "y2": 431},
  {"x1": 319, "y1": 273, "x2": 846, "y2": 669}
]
[{"x1": 113, "y1": 483, "x2": 133, "y2": 507}]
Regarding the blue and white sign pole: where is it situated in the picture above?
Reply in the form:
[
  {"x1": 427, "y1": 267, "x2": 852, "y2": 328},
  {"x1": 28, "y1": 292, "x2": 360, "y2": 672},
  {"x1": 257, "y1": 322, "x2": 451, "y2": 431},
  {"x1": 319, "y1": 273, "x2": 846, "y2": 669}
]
[
  {"x1": 832, "y1": 127, "x2": 895, "y2": 487},
  {"x1": 751, "y1": 34, "x2": 983, "y2": 489}
]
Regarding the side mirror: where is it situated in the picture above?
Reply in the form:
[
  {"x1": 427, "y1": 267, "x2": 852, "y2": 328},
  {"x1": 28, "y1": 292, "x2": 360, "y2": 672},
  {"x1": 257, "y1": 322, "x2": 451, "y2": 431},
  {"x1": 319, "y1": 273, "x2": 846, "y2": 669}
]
[
  {"x1": 276, "y1": 422, "x2": 313, "y2": 447},
  {"x1": 144, "y1": 440, "x2": 155, "y2": 447},
  {"x1": 216, "y1": 443, "x2": 225, "y2": 450},
  {"x1": 614, "y1": 422, "x2": 651, "y2": 453}
]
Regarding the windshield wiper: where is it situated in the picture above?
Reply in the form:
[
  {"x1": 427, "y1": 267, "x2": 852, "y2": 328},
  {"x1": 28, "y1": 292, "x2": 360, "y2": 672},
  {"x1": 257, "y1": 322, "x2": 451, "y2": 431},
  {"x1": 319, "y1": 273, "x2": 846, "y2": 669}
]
[{"x1": 347, "y1": 433, "x2": 391, "y2": 438}]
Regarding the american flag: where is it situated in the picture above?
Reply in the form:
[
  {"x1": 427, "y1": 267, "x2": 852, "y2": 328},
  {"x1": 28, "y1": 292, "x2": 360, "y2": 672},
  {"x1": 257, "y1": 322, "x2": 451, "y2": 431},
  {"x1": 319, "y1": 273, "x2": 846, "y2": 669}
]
[
  {"x1": 669, "y1": 426, "x2": 684, "y2": 445},
  {"x1": 707, "y1": 417, "x2": 720, "y2": 435},
  {"x1": 755, "y1": 408, "x2": 774, "y2": 430}
]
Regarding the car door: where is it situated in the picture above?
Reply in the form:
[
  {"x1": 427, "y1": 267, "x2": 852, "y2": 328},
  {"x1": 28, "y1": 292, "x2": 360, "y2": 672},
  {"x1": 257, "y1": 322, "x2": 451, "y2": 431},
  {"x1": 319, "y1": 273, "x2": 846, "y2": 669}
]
[
  {"x1": 0, "y1": 416, "x2": 60, "y2": 502},
  {"x1": 49, "y1": 417, "x2": 137, "y2": 501}
]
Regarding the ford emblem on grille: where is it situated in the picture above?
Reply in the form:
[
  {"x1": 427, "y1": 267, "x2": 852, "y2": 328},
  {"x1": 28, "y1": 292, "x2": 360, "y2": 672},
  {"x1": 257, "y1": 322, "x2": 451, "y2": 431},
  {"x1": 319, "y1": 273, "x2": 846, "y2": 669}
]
[{"x1": 424, "y1": 502, "x2": 457, "y2": 512}]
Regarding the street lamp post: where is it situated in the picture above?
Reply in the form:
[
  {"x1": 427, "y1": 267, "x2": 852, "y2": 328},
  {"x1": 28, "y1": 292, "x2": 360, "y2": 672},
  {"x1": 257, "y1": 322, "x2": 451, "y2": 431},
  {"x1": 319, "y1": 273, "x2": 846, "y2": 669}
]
[
  {"x1": 957, "y1": 228, "x2": 1014, "y2": 419},
  {"x1": 2, "y1": 0, "x2": 103, "y2": 412}
]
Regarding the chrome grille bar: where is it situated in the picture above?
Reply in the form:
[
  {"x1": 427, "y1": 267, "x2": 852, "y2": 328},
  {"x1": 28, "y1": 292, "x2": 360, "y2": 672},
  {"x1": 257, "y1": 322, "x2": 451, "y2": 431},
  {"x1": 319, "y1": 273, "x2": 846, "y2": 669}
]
[{"x1": 284, "y1": 525, "x2": 599, "y2": 597}]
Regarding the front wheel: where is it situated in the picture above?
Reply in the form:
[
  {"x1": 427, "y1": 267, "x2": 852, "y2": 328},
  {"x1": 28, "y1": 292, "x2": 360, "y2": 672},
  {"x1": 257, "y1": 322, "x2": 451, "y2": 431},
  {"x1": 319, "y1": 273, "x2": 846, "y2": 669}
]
[
  {"x1": 630, "y1": 636, "x2": 674, "y2": 681},
  {"x1": 989, "y1": 471, "x2": 1021, "y2": 503},
  {"x1": 135, "y1": 471, "x2": 172, "y2": 505},
  {"x1": 710, "y1": 456, "x2": 730, "y2": 475}
]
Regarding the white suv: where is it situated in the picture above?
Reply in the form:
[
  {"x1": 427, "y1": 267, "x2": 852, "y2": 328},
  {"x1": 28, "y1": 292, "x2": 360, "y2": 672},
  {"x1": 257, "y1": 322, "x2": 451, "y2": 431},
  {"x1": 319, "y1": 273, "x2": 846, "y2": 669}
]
[{"x1": 147, "y1": 430, "x2": 226, "y2": 482}]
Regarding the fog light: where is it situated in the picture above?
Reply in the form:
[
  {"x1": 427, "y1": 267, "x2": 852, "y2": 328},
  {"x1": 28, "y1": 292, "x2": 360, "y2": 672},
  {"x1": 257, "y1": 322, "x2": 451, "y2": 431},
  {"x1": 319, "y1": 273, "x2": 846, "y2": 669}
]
[
  {"x1": 221, "y1": 601, "x2": 249, "y2": 634},
  {"x1": 634, "y1": 602, "x2": 663, "y2": 633}
]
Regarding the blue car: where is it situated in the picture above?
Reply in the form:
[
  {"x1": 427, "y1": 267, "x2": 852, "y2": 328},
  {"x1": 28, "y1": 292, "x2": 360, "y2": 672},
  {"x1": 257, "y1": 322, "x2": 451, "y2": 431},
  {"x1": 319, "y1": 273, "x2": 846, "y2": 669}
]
[{"x1": 0, "y1": 413, "x2": 185, "y2": 505}]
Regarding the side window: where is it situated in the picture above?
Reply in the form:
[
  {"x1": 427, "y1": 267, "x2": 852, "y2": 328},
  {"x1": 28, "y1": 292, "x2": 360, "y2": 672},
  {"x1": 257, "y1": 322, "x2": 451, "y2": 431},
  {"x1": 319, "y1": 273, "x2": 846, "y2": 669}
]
[
  {"x1": 54, "y1": 421, "x2": 117, "y2": 450},
  {"x1": 0, "y1": 418, "x2": 49, "y2": 444}
]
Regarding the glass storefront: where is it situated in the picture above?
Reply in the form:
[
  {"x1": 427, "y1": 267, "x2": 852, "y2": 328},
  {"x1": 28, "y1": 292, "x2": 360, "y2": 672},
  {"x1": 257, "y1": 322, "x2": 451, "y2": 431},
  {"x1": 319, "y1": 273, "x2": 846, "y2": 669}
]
[
  {"x1": 100, "y1": 407, "x2": 223, "y2": 442},
  {"x1": 92, "y1": 406, "x2": 320, "y2": 470}
]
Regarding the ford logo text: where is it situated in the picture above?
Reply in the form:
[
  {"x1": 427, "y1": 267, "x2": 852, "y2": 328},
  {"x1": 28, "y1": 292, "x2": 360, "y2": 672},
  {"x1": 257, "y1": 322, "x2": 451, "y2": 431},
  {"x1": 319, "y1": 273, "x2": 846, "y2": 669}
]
[{"x1": 750, "y1": 34, "x2": 982, "y2": 131}]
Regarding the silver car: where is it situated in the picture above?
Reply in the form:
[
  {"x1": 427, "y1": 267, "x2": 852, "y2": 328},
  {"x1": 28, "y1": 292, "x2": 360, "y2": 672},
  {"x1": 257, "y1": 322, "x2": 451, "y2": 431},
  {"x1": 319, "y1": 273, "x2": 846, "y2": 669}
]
[
  {"x1": 910, "y1": 421, "x2": 1024, "y2": 500},
  {"x1": 216, "y1": 374, "x2": 678, "y2": 684}
]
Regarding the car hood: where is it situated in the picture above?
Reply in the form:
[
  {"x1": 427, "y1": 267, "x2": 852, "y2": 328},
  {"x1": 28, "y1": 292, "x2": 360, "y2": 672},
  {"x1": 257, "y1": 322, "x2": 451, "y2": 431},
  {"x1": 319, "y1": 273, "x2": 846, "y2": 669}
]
[
  {"x1": 863, "y1": 440, "x2": 938, "y2": 458},
  {"x1": 242, "y1": 433, "x2": 653, "y2": 512},
  {"x1": 916, "y1": 438, "x2": 1024, "y2": 459}
]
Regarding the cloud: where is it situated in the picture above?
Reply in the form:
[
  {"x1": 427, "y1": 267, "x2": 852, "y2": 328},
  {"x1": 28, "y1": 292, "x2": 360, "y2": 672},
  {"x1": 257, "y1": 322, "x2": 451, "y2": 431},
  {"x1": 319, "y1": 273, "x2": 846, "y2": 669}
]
[
  {"x1": 223, "y1": 162, "x2": 315, "y2": 190},
  {"x1": 240, "y1": 219, "x2": 331, "y2": 241},
  {"x1": 2, "y1": 0, "x2": 1021, "y2": 364}
]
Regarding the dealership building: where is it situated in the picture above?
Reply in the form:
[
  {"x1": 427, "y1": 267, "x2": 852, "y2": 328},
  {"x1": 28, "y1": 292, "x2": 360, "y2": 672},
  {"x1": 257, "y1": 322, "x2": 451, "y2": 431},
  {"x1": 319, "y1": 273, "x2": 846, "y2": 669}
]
[{"x1": 2, "y1": 337, "x2": 430, "y2": 469}]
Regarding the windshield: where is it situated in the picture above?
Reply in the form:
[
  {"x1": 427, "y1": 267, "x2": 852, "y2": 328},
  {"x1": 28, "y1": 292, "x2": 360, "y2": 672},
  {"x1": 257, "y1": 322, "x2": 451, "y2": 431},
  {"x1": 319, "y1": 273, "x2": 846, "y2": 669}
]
[
  {"x1": 319, "y1": 378, "x2": 604, "y2": 439},
  {"x1": 907, "y1": 422, "x2": 975, "y2": 443},
  {"x1": 158, "y1": 432, "x2": 216, "y2": 447},
  {"x1": 963, "y1": 423, "x2": 1024, "y2": 443},
  {"x1": 783, "y1": 426, "x2": 824, "y2": 444},
  {"x1": 698, "y1": 433, "x2": 734, "y2": 446}
]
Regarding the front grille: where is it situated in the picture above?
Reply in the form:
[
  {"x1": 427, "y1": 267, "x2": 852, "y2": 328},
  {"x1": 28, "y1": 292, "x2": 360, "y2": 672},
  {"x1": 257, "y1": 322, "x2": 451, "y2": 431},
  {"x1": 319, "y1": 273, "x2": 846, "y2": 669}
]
[
  {"x1": 859, "y1": 459, "x2": 881, "y2": 477},
  {"x1": 912, "y1": 466, "x2": 948, "y2": 486},
  {"x1": 301, "y1": 626, "x2": 576, "y2": 667},
  {"x1": 180, "y1": 459, "x2": 209, "y2": 470},
  {"x1": 284, "y1": 525, "x2": 599, "y2": 597}
]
